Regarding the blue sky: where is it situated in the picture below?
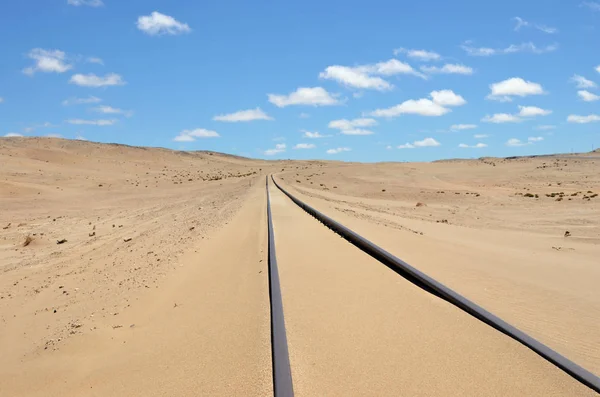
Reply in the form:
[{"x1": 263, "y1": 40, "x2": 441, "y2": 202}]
[{"x1": 1, "y1": 0, "x2": 599, "y2": 162}]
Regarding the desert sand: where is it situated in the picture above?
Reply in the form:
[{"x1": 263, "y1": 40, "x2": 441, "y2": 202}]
[{"x1": 1, "y1": 137, "x2": 598, "y2": 395}]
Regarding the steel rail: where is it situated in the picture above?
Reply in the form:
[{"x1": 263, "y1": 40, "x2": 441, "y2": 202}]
[
  {"x1": 266, "y1": 177, "x2": 294, "y2": 397},
  {"x1": 271, "y1": 174, "x2": 600, "y2": 394}
]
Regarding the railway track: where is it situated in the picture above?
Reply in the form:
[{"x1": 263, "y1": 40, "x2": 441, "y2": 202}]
[{"x1": 265, "y1": 175, "x2": 600, "y2": 395}]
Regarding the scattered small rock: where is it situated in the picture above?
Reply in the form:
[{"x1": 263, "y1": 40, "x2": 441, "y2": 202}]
[
  {"x1": 564, "y1": 231, "x2": 571, "y2": 238},
  {"x1": 56, "y1": 239, "x2": 67, "y2": 245},
  {"x1": 416, "y1": 202, "x2": 426, "y2": 207},
  {"x1": 123, "y1": 238, "x2": 132, "y2": 242},
  {"x1": 89, "y1": 232, "x2": 96, "y2": 237},
  {"x1": 3, "y1": 223, "x2": 11, "y2": 230},
  {"x1": 23, "y1": 235, "x2": 33, "y2": 247}
]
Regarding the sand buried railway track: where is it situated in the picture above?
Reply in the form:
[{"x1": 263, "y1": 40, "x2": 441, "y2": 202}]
[{"x1": 268, "y1": 174, "x2": 600, "y2": 394}]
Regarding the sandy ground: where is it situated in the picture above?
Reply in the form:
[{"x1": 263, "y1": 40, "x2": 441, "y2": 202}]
[
  {"x1": 278, "y1": 156, "x2": 600, "y2": 376},
  {"x1": 269, "y1": 183, "x2": 594, "y2": 396},
  {"x1": 1, "y1": 137, "x2": 598, "y2": 395}
]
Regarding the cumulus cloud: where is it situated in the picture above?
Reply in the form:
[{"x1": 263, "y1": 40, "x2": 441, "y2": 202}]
[
  {"x1": 92, "y1": 105, "x2": 133, "y2": 117},
  {"x1": 70, "y1": 73, "x2": 126, "y2": 87},
  {"x1": 482, "y1": 113, "x2": 522, "y2": 123},
  {"x1": 66, "y1": 119, "x2": 117, "y2": 126},
  {"x1": 430, "y1": 90, "x2": 466, "y2": 106},
  {"x1": 294, "y1": 143, "x2": 315, "y2": 149},
  {"x1": 213, "y1": 107, "x2": 273, "y2": 122},
  {"x1": 326, "y1": 147, "x2": 351, "y2": 154},
  {"x1": 62, "y1": 96, "x2": 101, "y2": 106},
  {"x1": 578, "y1": 90, "x2": 600, "y2": 102},
  {"x1": 393, "y1": 48, "x2": 441, "y2": 61},
  {"x1": 302, "y1": 130, "x2": 330, "y2": 138},
  {"x1": 75, "y1": 135, "x2": 87, "y2": 141},
  {"x1": 319, "y1": 59, "x2": 426, "y2": 91},
  {"x1": 397, "y1": 143, "x2": 415, "y2": 149},
  {"x1": 137, "y1": 12, "x2": 191, "y2": 36},
  {"x1": 570, "y1": 75, "x2": 596, "y2": 89},
  {"x1": 268, "y1": 87, "x2": 341, "y2": 107},
  {"x1": 420, "y1": 64, "x2": 473, "y2": 75},
  {"x1": 487, "y1": 77, "x2": 545, "y2": 101},
  {"x1": 369, "y1": 90, "x2": 465, "y2": 118},
  {"x1": 414, "y1": 137, "x2": 441, "y2": 147},
  {"x1": 173, "y1": 128, "x2": 220, "y2": 142},
  {"x1": 4, "y1": 133, "x2": 23, "y2": 137},
  {"x1": 513, "y1": 17, "x2": 557, "y2": 34},
  {"x1": 328, "y1": 118, "x2": 377, "y2": 130},
  {"x1": 567, "y1": 114, "x2": 600, "y2": 123},
  {"x1": 340, "y1": 129, "x2": 374, "y2": 135},
  {"x1": 596, "y1": 65, "x2": 600, "y2": 73},
  {"x1": 474, "y1": 134, "x2": 489, "y2": 139},
  {"x1": 518, "y1": 105, "x2": 552, "y2": 117},
  {"x1": 450, "y1": 124, "x2": 477, "y2": 131},
  {"x1": 67, "y1": 0, "x2": 103, "y2": 6},
  {"x1": 265, "y1": 143, "x2": 286, "y2": 156},
  {"x1": 461, "y1": 41, "x2": 557, "y2": 56},
  {"x1": 23, "y1": 49, "x2": 73, "y2": 75},
  {"x1": 506, "y1": 137, "x2": 544, "y2": 146},
  {"x1": 458, "y1": 143, "x2": 487, "y2": 148}
]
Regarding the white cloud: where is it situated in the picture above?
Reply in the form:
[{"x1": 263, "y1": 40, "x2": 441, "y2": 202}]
[
  {"x1": 506, "y1": 138, "x2": 527, "y2": 147},
  {"x1": 578, "y1": 90, "x2": 600, "y2": 102},
  {"x1": 326, "y1": 147, "x2": 351, "y2": 154},
  {"x1": 506, "y1": 137, "x2": 544, "y2": 147},
  {"x1": 294, "y1": 143, "x2": 315, "y2": 149},
  {"x1": 582, "y1": 2, "x2": 600, "y2": 11},
  {"x1": 536, "y1": 125, "x2": 556, "y2": 130},
  {"x1": 518, "y1": 105, "x2": 552, "y2": 117},
  {"x1": 4, "y1": 133, "x2": 23, "y2": 137},
  {"x1": 213, "y1": 107, "x2": 273, "y2": 122},
  {"x1": 482, "y1": 113, "x2": 522, "y2": 123},
  {"x1": 137, "y1": 12, "x2": 191, "y2": 36},
  {"x1": 319, "y1": 59, "x2": 425, "y2": 91},
  {"x1": 394, "y1": 48, "x2": 441, "y2": 61},
  {"x1": 487, "y1": 77, "x2": 545, "y2": 101},
  {"x1": 450, "y1": 124, "x2": 477, "y2": 131},
  {"x1": 430, "y1": 90, "x2": 466, "y2": 106},
  {"x1": 0, "y1": 97, "x2": 4, "y2": 103},
  {"x1": 67, "y1": 0, "x2": 104, "y2": 6},
  {"x1": 265, "y1": 143, "x2": 286, "y2": 156},
  {"x1": 75, "y1": 135, "x2": 87, "y2": 141},
  {"x1": 370, "y1": 99, "x2": 448, "y2": 117},
  {"x1": 268, "y1": 87, "x2": 340, "y2": 107},
  {"x1": 414, "y1": 137, "x2": 441, "y2": 147},
  {"x1": 596, "y1": 65, "x2": 600, "y2": 73},
  {"x1": 62, "y1": 96, "x2": 102, "y2": 106},
  {"x1": 23, "y1": 49, "x2": 72, "y2": 75},
  {"x1": 328, "y1": 118, "x2": 377, "y2": 130},
  {"x1": 567, "y1": 114, "x2": 600, "y2": 123},
  {"x1": 174, "y1": 128, "x2": 220, "y2": 142},
  {"x1": 397, "y1": 143, "x2": 415, "y2": 149},
  {"x1": 513, "y1": 17, "x2": 557, "y2": 34},
  {"x1": 461, "y1": 41, "x2": 557, "y2": 56},
  {"x1": 66, "y1": 119, "x2": 117, "y2": 126},
  {"x1": 299, "y1": 113, "x2": 310, "y2": 118},
  {"x1": 421, "y1": 64, "x2": 473, "y2": 75},
  {"x1": 340, "y1": 128, "x2": 374, "y2": 135},
  {"x1": 70, "y1": 73, "x2": 126, "y2": 87},
  {"x1": 87, "y1": 57, "x2": 104, "y2": 65},
  {"x1": 92, "y1": 105, "x2": 133, "y2": 117},
  {"x1": 302, "y1": 130, "x2": 329, "y2": 139},
  {"x1": 458, "y1": 143, "x2": 488, "y2": 148},
  {"x1": 369, "y1": 90, "x2": 465, "y2": 118},
  {"x1": 570, "y1": 74, "x2": 596, "y2": 89},
  {"x1": 474, "y1": 134, "x2": 489, "y2": 139},
  {"x1": 319, "y1": 65, "x2": 392, "y2": 91}
]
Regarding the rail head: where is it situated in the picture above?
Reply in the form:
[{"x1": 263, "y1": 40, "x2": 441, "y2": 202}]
[{"x1": 270, "y1": 174, "x2": 600, "y2": 394}]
